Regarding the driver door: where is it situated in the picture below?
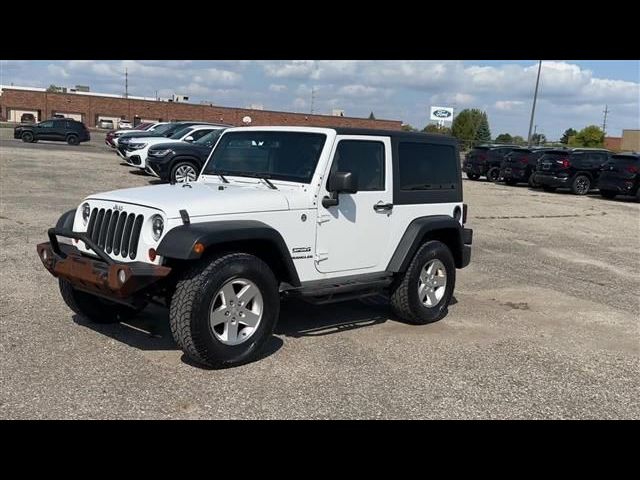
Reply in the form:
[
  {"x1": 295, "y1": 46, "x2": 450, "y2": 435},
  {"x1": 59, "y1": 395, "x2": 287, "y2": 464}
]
[{"x1": 315, "y1": 135, "x2": 393, "y2": 274}]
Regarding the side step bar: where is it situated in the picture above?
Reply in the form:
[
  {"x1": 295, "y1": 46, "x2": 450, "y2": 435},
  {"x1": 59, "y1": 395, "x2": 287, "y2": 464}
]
[{"x1": 283, "y1": 274, "x2": 394, "y2": 303}]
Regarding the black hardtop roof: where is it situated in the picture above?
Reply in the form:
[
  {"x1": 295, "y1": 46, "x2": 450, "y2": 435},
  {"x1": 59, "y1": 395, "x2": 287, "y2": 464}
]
[
  {"x1": 332, "y1": 127, "x2": 457, "y2": 144},
  {"x1": 544, "y1": 148, "x2": 611, "y2": 155},
  {"x1": 612, "y1": 152, "x2": 640, "y2": 159}
]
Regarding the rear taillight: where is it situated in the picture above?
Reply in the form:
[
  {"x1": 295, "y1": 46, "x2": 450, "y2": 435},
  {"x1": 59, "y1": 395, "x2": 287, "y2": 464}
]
[
  {"x1": 479, "y1": 154, "x2": 487, "y2": 162},
  {"x1": 626, "y1": 165, "x2": 639, "y2": 174},
  {"x1": 519, "y1": 156, "x2": 529, "y2": 164},
  {"x1": 560, "y1": 158, "x2": 571, "y2": 169}
]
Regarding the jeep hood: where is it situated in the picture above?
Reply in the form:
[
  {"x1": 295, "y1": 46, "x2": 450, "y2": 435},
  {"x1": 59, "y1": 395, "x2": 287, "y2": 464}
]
[{"x1": 87, "y1": 182, "x2": 290, "y2": 219}]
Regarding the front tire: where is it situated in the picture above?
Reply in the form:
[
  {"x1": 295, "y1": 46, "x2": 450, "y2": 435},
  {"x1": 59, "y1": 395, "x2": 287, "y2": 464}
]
[
  {"x1": 59, "y1": 279, "x2": 143, "y2": 324},
  {"x1": 22, "y1": 132, "x2": 34, "y2": 143},
  {"x1": 169, "y1": 252, "x2": 280, "y2": 368},
  {"x1": 571, "y1": 174, "x2": 591, "y2": 195},
  {"x1": 170, "y1": 161, "x2": 199, "y2": 183},
  {"x1": 390, "y1": 241, "x2": 455, "y2": 325},
  {"x1": 466, "y1": 172, "x2": 480, "y2": 180},
  {"x1": 66, "y1": 135, "x2": 79, "y2": 145}
]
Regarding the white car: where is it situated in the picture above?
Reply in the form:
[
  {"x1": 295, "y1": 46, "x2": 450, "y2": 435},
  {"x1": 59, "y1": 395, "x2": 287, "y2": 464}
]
[
  {"x1": 111, "y1": 122, "x2": 169, "y2": 148},
  {"x1": 120, "y1": 125, "x2": 224, "y2": 170},
  {"x1": 118, "y1": 120, "x2": 133, "y2": 129},
  {"x1": 37, "y1": 126, "x2": 473, "y2": 369}
]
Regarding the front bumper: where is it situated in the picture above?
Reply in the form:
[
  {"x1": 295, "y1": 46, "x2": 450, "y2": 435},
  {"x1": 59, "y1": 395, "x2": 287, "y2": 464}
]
[
  {"x1": 37, "y1": 228, "x2": 171, "y2": 303},
  {"x1": 532, "y1": 172, "x2": 569, "y2": 188},
  {"x1": 597, "y1": 179, "x2": 636, "y2": 194},
  {"x1": 146, "y1": 159, "x2": 169, "y2": 179}
]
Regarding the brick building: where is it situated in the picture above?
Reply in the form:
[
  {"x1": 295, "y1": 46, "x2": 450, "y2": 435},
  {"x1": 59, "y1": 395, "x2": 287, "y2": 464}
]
[{"x1": 0, "y1": 87, "x2": 402, "y2": 130}]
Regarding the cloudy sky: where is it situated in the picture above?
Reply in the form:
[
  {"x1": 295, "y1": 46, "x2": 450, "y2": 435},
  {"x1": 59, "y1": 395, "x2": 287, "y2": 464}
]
[{"x1": 1, "y1": 60, "x2": 638, "y2": 139}]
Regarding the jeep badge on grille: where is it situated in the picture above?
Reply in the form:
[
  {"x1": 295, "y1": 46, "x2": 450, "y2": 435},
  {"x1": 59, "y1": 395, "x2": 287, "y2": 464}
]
[{"x1": 113, "y1": 204, "x2": 124, "y2": 211}]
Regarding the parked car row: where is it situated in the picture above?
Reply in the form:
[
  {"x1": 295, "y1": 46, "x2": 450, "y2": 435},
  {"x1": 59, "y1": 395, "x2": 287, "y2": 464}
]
[
  {"x1": 97, "y1": 119, "x2": 133, "y2": 130},
  {"x1": 463, "y1": 144, "x2": 640, "y2": 201},
  {"x1": 107, "y1": 120, "x2": 231, "y2": 183}
]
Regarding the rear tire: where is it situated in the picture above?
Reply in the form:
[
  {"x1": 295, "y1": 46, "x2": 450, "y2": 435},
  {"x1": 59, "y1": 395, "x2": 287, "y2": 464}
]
[
  {"x1": 600, "y1": 190, "x2": 617, "y2": 199},
  {"x1": 487, "y1": 167, "x2": 500, "y2": 183},
  {"x1": 58, "y1": 279, "x2": 143, "y2": 324},
  {"x1": 22, "y1": 132, "x2": 34, "y2": 143},
  {"x1": 528, "y1": 173, "x2": 540, "y2": 188},
  {"x1": 66, "y1": 135, "x2": 79, "y2": 145},
  {"x1": 466, "y1": 172, "x2": 480, "y2": 180},
  {"x1": 390, "y1": 241, "x2": 455, "y2": 325},
  {"x1": 571, "y1": 174, "x2": 591, "y2": 195},
  {"x1": 169, "y1": 252, "x2": 280, "y2": 368}
]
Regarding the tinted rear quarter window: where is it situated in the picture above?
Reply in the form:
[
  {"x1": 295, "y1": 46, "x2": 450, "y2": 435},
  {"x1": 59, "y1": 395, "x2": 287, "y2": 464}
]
[{"x1": 399, "y1": 142, "x2": 457, "y2": 190}]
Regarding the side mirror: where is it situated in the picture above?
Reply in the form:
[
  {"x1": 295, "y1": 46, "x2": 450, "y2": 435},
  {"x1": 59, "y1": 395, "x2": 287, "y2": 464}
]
[
  {"x1": 322, "y1": 171, "x2": 358, "y2": 208},
  {"x1": 184, "y1": 136, "x2": 194, "y2": 142}
]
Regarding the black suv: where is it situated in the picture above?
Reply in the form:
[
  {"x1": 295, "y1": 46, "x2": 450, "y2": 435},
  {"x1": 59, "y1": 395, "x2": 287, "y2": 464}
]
[
  {"x1": 146, "y1": 128, "x2": 227, "y2": 183},
  {"x1": 14, "y1": 119, "x2": 90, "y2": 145},
  {"x1": 500, "y1": 147, "x2": 554, "y2": 187},
  {"x1": 532, "y1": 148, "x2": 611, "y2": 195},
  {"x1": 463, "y1": 144, "x2": 520, "y2": 182},
  {"x1": 597, "y1": 152, "x2": 640, "y2": 201}
]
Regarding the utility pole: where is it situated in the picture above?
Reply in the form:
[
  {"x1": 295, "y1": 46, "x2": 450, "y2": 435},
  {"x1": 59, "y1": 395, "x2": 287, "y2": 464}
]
[
  {"x1": 527, "y1": 60, "x2": 542, "y2": 147},
  {"x1": 310, "y1": 86, "x2": 315, "y2": 115},
  {"x1": 124, "y1": 68, "x2": 128, "y2": 98},
  {"x1": 602, "y1": 104, "x2": 609, "y2": 136}
]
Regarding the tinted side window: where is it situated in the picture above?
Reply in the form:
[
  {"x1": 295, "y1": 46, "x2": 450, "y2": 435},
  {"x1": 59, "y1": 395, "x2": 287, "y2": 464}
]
[
  {"x1": 399, "y1": 142, "x2": 458, "y2": 190},
  {"x1": 330, "y1": 140, "x2": 385, "y2": 191},
  {"x1": 39, "y1": 121, "x2": 54, "y2": 128},
  {"x1": 190, "y1": 129, "x2": 212, "y2": 141},
  {"x1": 53, "y1": 120, "x2": 66, "y2": 128}
]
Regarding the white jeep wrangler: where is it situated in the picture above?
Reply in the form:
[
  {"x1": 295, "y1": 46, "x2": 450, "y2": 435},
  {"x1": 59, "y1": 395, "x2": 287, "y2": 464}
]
[{"x1": 37, "y1": 126, "x2": 473, "y2": 368}]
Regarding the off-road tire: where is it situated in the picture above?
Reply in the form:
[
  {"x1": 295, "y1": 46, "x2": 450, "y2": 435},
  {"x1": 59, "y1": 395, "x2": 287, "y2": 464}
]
[
  {"x1": 390, "y1": 240, "x2": 456, "y2": 325},
  {"x1": 570, "y1": 174, "x2": 591, "y2": 195},
  {"x1": 600, "y1": 190, "x2": 617, "y2": 199},
  {"x1": 66, "y1": 134, "x2": 79, "y2": 145},
  {"x1": 169, "y1": 252, "x2": 280, "y2": 368},
  {"x1": 466, "y1": 172, "x2": 480, "y2": 180},
  {"x1": 487, "y1": 167, "x2": 500, "y2": 183},
  {"x1": 22, "y1": 132, "x2": 34, "y2": 143},
  {"x1": 59, "y1": 278, "x2": 142, "y2": 324}
]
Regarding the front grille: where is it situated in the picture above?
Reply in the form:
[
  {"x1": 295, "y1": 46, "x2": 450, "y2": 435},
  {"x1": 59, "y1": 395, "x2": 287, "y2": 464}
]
[{"x1": 86, "y1": 208, "x2": 144, "y2": 260}]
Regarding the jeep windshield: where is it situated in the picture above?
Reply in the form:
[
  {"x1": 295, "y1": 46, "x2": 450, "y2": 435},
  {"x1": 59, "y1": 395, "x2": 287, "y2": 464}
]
[
  {"x1": 202, "y1": 131, "x2": 326, "y2": 183},
  {"x1": 195, "y1": 129, "x2": 225, "y2": 147}
]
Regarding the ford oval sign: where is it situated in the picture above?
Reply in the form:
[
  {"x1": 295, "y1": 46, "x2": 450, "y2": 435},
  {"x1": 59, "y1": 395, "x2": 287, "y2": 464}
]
[{"x1": 433, "y1": 109, "x2": 451, "y2": 118}]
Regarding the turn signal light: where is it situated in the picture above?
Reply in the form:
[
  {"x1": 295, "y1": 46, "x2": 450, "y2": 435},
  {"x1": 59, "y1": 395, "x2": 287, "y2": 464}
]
[
  {"x1": 193, "y1": 242, "x2": 205, "y2": 255},
  {"x1": 148, "y1": 248, "x2": 157, "y2": 261}
]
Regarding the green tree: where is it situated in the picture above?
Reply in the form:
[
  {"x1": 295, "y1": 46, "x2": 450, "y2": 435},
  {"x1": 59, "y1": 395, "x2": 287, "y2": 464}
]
[
  {"x1": 401, "y1": 123, "x2": 417, "y2": 132},
  {"x1": 368, "y1": 112, "x2": 376, "y2": 120},
  {"x1": 560, "y1": 128, "x2": 577, "y2": 144},
  {"x1": 451, "y1": 108, "x2": 492, "y2": 149},
  {"x1": 512, "y1": 135, "x2": 526, "y2": 145},
  {"x1": 495, "y1": 133, "x2": 513, "y2": 144},
  {"x1": 423, "y1": 123, "x2": 451, "y2": 135},
  {"x1": 571, "y1": 125, "x2": 605, "y2": 148},
  {"x1": 46, "y1": 84, "x2": 63, "y2": 93}
]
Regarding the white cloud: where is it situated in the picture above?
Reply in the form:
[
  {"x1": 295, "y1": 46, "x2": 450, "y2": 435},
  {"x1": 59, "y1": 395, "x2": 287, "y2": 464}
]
[
  {"x1": 269, "y1": 84, "x2": 287, "y2": 92},
  {"x1": 495, "y1": 100, "x2": 525, "y2": 111},
  {"x1": 47, "y1": 64, "x2": 69, "y2": 78}
]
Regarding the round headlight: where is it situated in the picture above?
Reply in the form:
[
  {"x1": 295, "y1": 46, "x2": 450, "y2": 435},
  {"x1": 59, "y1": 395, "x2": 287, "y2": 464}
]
[
  {"x1": 82, "y1": 203, "x2": 91, "y2": 225},
  {"x1": 151, "y1": 215, "x2": 164, "y2": 241}
]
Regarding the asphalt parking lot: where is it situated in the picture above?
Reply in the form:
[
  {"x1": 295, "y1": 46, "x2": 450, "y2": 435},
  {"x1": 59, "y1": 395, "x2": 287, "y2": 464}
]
[{"x1": 1, "y1": 127, "x2": 639, "y2": 419}]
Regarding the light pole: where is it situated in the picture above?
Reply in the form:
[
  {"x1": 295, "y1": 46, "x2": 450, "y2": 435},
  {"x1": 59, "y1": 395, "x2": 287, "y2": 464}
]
[{"x1": 527, "y1": 60, "x2": 542, "y2": 147}]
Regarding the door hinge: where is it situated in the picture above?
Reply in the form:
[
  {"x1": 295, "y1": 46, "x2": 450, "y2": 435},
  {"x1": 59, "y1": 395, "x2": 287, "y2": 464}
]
[
  {"x1": 315, "y1": 251, "x2": 329, "y2": 262},
  {"x1": 317, "y1": 214, "x2": 331, "y2": 225}
]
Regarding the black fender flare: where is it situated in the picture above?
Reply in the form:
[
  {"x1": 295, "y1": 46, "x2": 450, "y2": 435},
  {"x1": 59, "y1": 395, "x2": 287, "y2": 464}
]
[
  {"x1": 386, "y1": 215, "x2": 471, "y2": 272},
  {"x1": 56, "y1": 209, "x2": 76, "y2": 230},
  {"x1": 157, "y1": 220, "x2": 300, "y2": 286}
]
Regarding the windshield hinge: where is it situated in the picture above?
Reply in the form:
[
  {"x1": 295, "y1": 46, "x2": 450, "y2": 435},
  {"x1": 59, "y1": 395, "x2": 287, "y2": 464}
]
[
  {"x1": 315, "y1": 251, "x2": 329, "y2": 262},
  {"x1": 317, "y1": 214, "x2": 331, "y2": 225}
]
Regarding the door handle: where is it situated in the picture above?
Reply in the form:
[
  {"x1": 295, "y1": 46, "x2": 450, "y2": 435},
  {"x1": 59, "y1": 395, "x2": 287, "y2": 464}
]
[{"x1": 373, "y1": 202, "x2": 393, "y2": 212}]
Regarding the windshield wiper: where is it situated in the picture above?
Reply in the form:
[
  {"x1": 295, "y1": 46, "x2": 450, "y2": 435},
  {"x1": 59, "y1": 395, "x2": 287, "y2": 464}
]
[
  {"x1": 211, "y1": 170, "x2": 277, "y2": 189},
  {"x1": 218, "y1": 173, "x2": 229, "y2": 183}
]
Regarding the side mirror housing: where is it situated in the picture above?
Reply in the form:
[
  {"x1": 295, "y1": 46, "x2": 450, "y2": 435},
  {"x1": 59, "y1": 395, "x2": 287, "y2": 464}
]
[
  {"x1": 322, "y1": 171, "x2": 358, "y2": 208},
  {"x1": 184, "y1": 135, "x2": 194, "y2": 142}
]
